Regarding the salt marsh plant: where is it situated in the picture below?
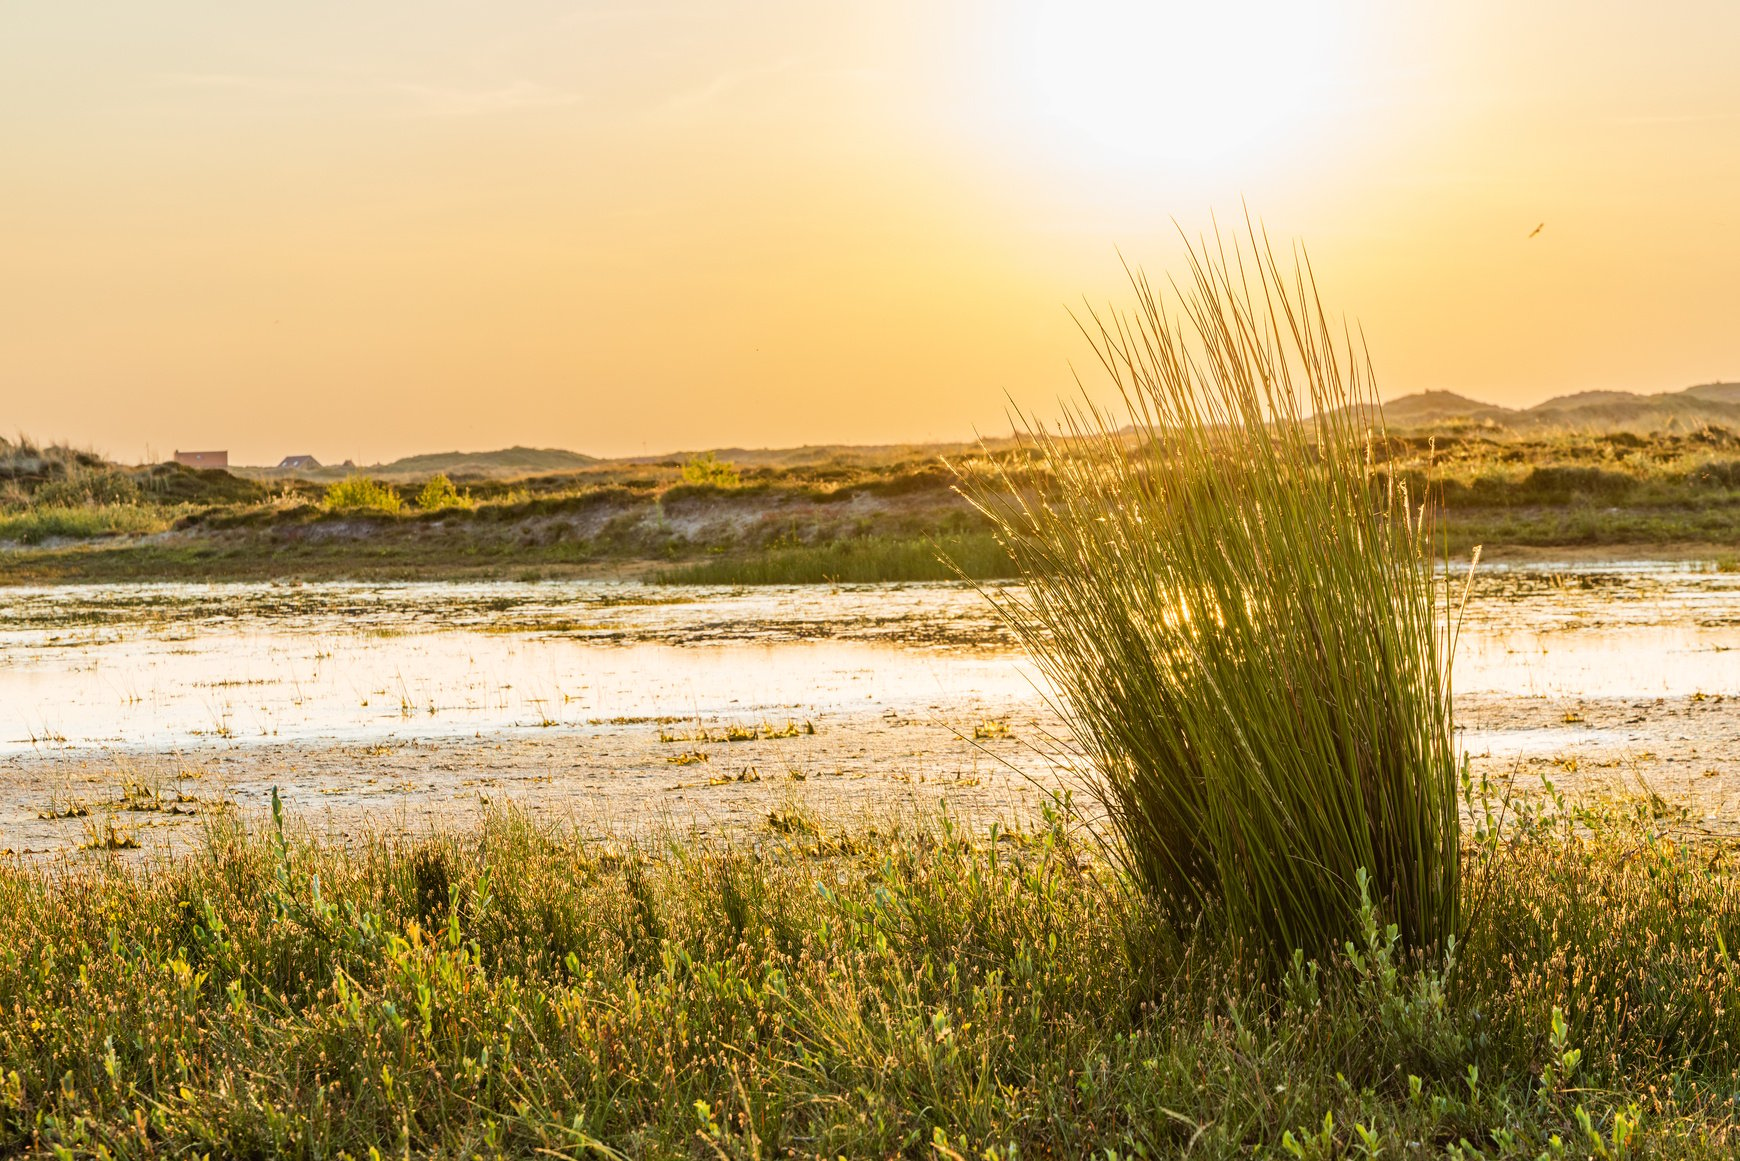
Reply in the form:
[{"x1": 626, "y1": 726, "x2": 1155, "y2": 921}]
[{"x1": 962, "y1": 229, "x2": 1466, "y2": 969}]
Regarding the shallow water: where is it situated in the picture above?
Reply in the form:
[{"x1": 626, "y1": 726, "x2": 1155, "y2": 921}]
[
  {"x1": 3, "y1": 565, "x2": 1739, "y2": 860},
  {"x1": 0, "y1": 582, "x2": 1029, "y2": 754},
  {"x1": 2, "y1": 566, "x2": 1737, "y2": 757}
]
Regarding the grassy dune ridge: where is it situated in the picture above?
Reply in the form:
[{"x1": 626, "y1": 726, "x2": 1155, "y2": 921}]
[
  {"x1": 3, "y1": 427, "x2": 1740, "y2": 582},
  {"x1": 0, "y1": 796, "x2": 1735, "y2": 1157}
]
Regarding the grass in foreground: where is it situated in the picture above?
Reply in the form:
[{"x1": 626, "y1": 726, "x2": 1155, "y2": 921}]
[{"x1": 1, "y1": 795, "x2": 1736, "y2": 1158}]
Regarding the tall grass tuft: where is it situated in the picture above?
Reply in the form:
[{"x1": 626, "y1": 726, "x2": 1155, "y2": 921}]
[{"x1": 960, "y1": 229, "x2": 1465, "y2": 970}]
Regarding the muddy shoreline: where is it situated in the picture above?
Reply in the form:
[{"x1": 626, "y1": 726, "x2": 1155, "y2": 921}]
[{"x1": 6, "y1": 687, "x2": 1737, "y2": 858}]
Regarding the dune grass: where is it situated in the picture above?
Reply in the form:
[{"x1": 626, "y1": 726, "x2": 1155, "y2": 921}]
[
  {"x1": 2, "y1": 431, "x2": 1738, "y2": 582},
  {"x1": 961, "y1": 234, "x2": 1463, "y2": 971},
  {"x1": 0, "y1": 795, "x2": 1735, "y2": 1157},
  {"x1": 653, "y1": 532, "x2": 1019, "y2": 585}
]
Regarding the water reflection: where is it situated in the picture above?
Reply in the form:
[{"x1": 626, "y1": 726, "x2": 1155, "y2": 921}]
[{"x1": 1, "y1": 565, "x2": 1736, "y2": 757}]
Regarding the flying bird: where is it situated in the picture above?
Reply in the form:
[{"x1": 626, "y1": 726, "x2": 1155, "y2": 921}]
[{"x1": 1527, "y1": 223, "x2": 1545, "y2": 238}]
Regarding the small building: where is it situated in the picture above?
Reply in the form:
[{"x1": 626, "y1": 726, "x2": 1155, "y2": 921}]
[
  {"x1": 173, "y1": 450, "x2": 228, "y2": 469},
  {"x1": 277, "y1": 455, "x2": 321, "y2": 470}
]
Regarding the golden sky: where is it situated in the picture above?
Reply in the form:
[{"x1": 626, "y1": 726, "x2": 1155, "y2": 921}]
[{"x1": 5, "y1": 2, "x2": 1738, "y2": 463}]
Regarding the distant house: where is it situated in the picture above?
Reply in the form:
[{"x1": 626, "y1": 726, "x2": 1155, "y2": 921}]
[
  {"x1": 277, "y1": 455, "x2": 321, "y2": 470},
  {"x1": 173, "y1": 450, "x2": 228, "y2": 469}
]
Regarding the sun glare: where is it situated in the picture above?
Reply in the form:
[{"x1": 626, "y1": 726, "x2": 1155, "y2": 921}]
[{"x1": 1017, "y1": 0, "x2": 1342, "y2": 171}]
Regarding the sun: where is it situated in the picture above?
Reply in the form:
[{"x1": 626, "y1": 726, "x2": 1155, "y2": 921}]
[{"x1": 1014, "y1": 0, "x2": 1342, "y2": 172}]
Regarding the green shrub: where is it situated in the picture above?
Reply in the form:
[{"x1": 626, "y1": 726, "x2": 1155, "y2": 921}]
[
  {"x1": 681, "y1": 451, "x2": 740, "y2": 488},
  {"x1": 961, "y1": 233, "x2": 1464, "y2": 971},
  {"x1": 414, "y1": 473, "x2": 468, "y2": 510},
  {"x1": 324, "y1": 475, "x2": 402, "y2": 513}
]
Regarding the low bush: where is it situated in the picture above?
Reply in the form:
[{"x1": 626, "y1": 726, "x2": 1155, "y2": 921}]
[
  {"x1": 681, "y1": 451, "x2": 740, "y2": 488},
  {"x1": 323, "y1": 476, "x2": 402, "y2": 513},
  {"x1": 413, "y1": 473, "x2": 469, "y2": 511}
]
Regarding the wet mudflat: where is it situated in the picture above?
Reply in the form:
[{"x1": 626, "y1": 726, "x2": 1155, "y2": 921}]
[{"x1": 2, "y1": 563, "x2": 1737, "y2": 858}]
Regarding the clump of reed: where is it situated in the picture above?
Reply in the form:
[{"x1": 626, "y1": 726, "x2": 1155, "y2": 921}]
[{"x1": 961, "y1": 230, "x2": 1465, "y2": 970}]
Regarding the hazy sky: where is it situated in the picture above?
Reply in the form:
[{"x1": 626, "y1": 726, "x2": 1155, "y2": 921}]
[{"x1": 5, "y1": 2, "x2": 1738, "y2": 463}]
